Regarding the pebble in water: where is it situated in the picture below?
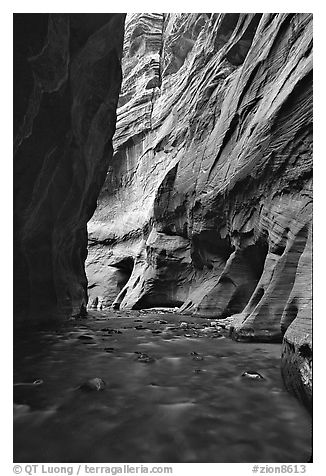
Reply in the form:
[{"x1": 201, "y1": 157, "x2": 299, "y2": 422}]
[
  {"x1": 242, "y1": 371, "x2": 265, "y2": 380},
  {"x1": 101, "y1": 328, "x2": 122, "y2": 334},
  {"x1": 190, "y1": 351, "x2": 204, "y2": 361},
  {"x1": 135, "y1": 352, "x2": 155, "y2": 363}
]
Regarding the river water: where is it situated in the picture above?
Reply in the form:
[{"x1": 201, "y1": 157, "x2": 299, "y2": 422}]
[{"x1": 13, "y1": 310, "x2": 311, "y2": 463}]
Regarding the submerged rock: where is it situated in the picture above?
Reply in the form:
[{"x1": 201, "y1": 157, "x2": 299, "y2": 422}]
[
  {"x1": 135, "y1": 352, "x2": 155, "y2": 364},
  {"x1": 190, "y1": 351, "x2": 204, "y2": 361},
  {"x1": 13, "y1": 403, "x2": 31, "y2": 416},
  {"x1": 78, "y1": 378, "x2": 106, "y2": 392},
  {"x1": 78, "y1": 335, "x2": 94, "y2": 341},
  {"x1": 14, "y1": 379, "x2": 44, "y2": 387}
]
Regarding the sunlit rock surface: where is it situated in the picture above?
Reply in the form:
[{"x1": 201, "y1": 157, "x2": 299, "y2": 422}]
[
  {"x1": 14, "y1": 13, "x2": 126, "y2": 321},
  {"x1": 86, "y1": 13, "x2": 312, "y2": 408}
]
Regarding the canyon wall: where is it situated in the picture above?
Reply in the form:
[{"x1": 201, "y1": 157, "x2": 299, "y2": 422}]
[
  {"x1": 86, "y1": 13, "x2": 312, "y2": 408},
  {"x1": 14, "y1": 13, "x2": 126, "y2": 321}
]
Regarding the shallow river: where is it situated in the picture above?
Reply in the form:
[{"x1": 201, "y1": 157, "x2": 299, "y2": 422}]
[{"x1": 14, "y1": 310, "x2": 311, "y2": 463}]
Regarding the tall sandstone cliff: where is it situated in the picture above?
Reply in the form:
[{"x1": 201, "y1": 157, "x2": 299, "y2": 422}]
[
  {"x1": 14, "y1": 14, "x2": 126, "y2": 321},
  {"x1": 86, "y1": 13, "x2": 312, "y2": 409}
]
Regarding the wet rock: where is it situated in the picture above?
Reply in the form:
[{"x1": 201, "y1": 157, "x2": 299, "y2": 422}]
[
  {"x1": 78, "y1": 334, "x2": 94, "y2": 341},
  {"x1": 14, "y1": 403, "x2": 31, "y2": 416},
  {"x1": 102, "y1": 328, "x2": 122, "y2": 334},
  {"x1": 14, "y1": 378, "x2": 46, "y2": 408},
  {"x1": 135, "y1": 352, "x2": 155, "y2": 363},
  {"x1": 78, "y1": 378, "x2": 106, "y2": 391},
  {"x1": 180, "y1": 322, "x2": 189, "y2": 329},
  {"x1": 241, "y1": 371, "x2": 264, "y2": 380},
  {"x1": 14, "y1": 379, "x2": 44, "y2": 387},
  {"x1": 201, "y1": 326, "x2": 217, "y2": 334},
  {"x1": 208, "y1": 330, "x2": 224, "y2": 338},
  {"x1": 190, "y1": 351, "x2": 204, "y2": 361},
  {"x1": 146, "y1": 307, "x2": 178, "y2": 313}
]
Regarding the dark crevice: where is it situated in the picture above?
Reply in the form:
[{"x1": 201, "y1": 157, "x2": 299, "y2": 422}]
[
  {"x1": 132, "y1": 296, "x2": 184, "y2": 310},
  {"x1": 133, "y1": 276, "x2": 141, "y2": 289},
  {"x1": 208, "y1": 113, "x2": 240, "y2": 178},
  {"x1": 249, "y1": 287, "x2": 265, "y2": 309},
  {"x1": 281, "y1": 299, "x2": 298, "y2": 335},
  {"x1": 299, "y1": 344, "x2": 312, "y2": 360},
  {"x1": 112, "y1": 288, "x2": 128, "y2": 310},
  {"x1": 225, "y1": 14, "x2": 262, "y2": 66}
]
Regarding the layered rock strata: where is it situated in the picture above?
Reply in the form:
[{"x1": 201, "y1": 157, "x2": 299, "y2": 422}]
[
  {"x1": 86, "y1": 13, "x2": 312, "y2": 408},
  {"x1": 14, "y1": 13, "x2": 126, "y2": 321}
]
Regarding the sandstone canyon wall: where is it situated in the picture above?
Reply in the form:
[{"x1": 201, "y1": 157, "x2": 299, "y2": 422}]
[
  {"x1": 14, "y1": 13, "x2": 126, "y2": 321},
  {"x1": 86, "y1": 13, "x2": 312, "y2": 409}
]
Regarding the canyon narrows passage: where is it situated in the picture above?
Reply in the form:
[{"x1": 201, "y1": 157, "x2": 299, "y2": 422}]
[{"x1": 14, "y1": 13, "x2": 312, "y2": 463}]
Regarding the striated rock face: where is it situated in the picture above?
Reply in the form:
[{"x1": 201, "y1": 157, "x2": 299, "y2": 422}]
[
  {"x1": 86, "y1": 13, "x2": 312, "y2": 407},
  {"x1": 14, "y1": 13, "x2": 126, "y2": 322}
]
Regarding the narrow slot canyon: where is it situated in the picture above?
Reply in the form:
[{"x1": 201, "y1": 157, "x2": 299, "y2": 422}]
[{"x1": 13, "y1": 13, "x2": 312, "y2": 464}]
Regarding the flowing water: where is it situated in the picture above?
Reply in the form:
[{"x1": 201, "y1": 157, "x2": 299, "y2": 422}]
[{"x1": 13, "y1": 310, "x2": 311, "y2": 463}]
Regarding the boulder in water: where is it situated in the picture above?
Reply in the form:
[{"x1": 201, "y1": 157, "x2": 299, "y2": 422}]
[
  {"x1": 241, "y1": 371, "x2": 264, "y2": 380},
  {"x1": 78, "y1": 378, "x2": 106, "y2": 391}
]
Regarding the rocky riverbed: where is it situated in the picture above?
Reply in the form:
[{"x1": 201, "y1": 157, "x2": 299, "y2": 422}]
[{"x1": 14, "y1": 310, "x2": 311, "y2": 463}]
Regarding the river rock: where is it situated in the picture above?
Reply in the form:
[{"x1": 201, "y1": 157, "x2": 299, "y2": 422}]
[
  {"x1": 242, "y1": 371, "x2": 264, "y2": 380},
  {"x1": 135, "y1": 352, "x2": 155, "y2": 363},
  {"x1": 78, "y1": 378, "x2": 106, "y2": 392}
]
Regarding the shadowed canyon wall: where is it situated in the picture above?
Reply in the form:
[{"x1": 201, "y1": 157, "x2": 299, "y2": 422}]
[
  {"x1": 86, "y1": 13, "x2": 312, "y2": 408},
  {"x1": 14, "y1": 13, "x2": 126, "y2": 321}
]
